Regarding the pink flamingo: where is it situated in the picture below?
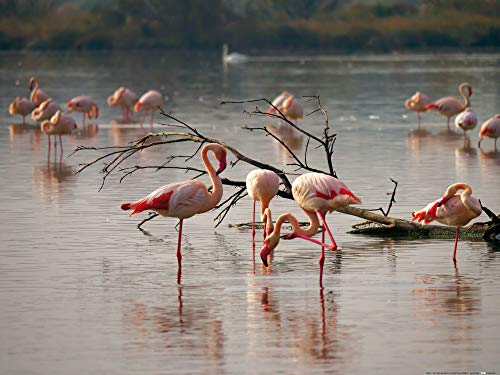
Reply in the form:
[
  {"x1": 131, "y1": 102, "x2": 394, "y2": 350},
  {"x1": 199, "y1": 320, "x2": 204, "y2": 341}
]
[
  {"x1": 478, "y1": 114, "x2": 500, "y2": 151},
  {"x1": 454, "y1": 108, "x2": 477, "y2": 142},
  {"x1": 246, "y1": 169, "x2": 280, "y2": 241},
  {"x1": 267, "y1": 91, "x2": 304, "y2": 124},
  {"x1": 29, "y1": 76, "x2": 48, "y2": 107},
  {"x1": 9, "y1": 97, "x2": 36, "y2": 125},
  {"x1": 425, "y1": 82, "x2": 472, "y2": 131},
  {"x1": 32, "y1": 98, "x2": 61, "y2": 122},
  {"x1": 405, "y1": 91, "x2": 430, "y2": 130},
  {"x1": 411, "y1": 183, "x2": 482, "y2": 263},
  {"x1": 120, "y1": 143, "x2": 227, "y2": 283},
  {"x1": 66, "y1": 95, "x2": 99, "y2": 126},
  {"x1": 40, "y1": 110, "x2": 78, "y2": 156},
  {"x1": 107, "y1": 87, "x2": 139, "y2": 122},
  {"x1": 134, "y1": 90, "x2": 163, "y2": 126}
]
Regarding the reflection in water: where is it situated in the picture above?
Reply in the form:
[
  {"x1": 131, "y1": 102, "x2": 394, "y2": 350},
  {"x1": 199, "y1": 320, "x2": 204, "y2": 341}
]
[
  {"x1": 32, "y1": 162, "x2": 76, "y2": 198},
  {"x1": 479, "y1": 149, "x2": 500, "y2": 169},
  {"x1": 266, "y1": 123, "x2": 304, "y2": 161},
  {"x1": 407, "y1": 129, "x2": 433, "y2": 156},
  {"x1": 9, "y1": 123, "x2": 42, "y2": 147},
  {"x1": 78, "y1": 123, "x2": 99, "y2": 139}
]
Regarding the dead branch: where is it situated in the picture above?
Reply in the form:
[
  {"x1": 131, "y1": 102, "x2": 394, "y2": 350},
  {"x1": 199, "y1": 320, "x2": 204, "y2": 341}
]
[{"x1": 365, "y1": 178, "x2": 398, "y2": 217}]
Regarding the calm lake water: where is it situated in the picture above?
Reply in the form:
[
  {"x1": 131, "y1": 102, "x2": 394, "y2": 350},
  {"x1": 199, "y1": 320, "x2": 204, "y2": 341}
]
[{"x1": 1, "y1": 51, "x2": 499, "y2": 374}]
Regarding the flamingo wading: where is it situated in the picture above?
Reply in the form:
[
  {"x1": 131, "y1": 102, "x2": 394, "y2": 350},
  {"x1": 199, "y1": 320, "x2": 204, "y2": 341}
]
[
  {"x1": 134, "y1": 90, "x2": 163, "y2": 126},
  {"x1": 120, "y1": 143, "x2": 227, "y2": 283},
  {"x1": 9, "y1": 97, "x2": 36, "y2": 125},
  {"x1": 425, "y1": 82, "x2": 472, "y2": 131},
  {"x1": 107, "y1": 87, "x2": 139, "y2": 122},
  {"x1": 405, "y1": 91, "x2": 430, "y2": 130},
  {"x1": 29, "y1": 76, "x2": 48, "y2": 107},
  {"x1": 478, "y1": 114, "x2": 500, "y2": 151},
  {"x1": 66, "y1": 95, "x2": 99, "y2": 126}
]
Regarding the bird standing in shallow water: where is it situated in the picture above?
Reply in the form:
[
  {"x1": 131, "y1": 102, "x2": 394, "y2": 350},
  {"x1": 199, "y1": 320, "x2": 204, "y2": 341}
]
[
  {"x1": 9, "y1": 97, "x2": 36, "y2": 125},
  {"x1": 246, "y1": 169, "x2": 280, "y2": 242},
  {"x1": 405, "y1": 91, "x2": 430, "y2": 130},
  {"x1": 267, "y1": 91, "x2": 304, "y2": 125},
  {"x1": 107, "y1": 87, "x2": 139, "y2": 122},
  {"x1": 478, "y1": 114, "x2": 500, "y2": 151},
  {"x1": 66, "y1": 95, "x2": 99, "y2": 126},
  {"x1": 411, "y1": 183, "x2": 482, "y2": 263},
  {"x1": 29, "y1": 76, "x2": 48, "y2": 107},
  {"x1": 454, "y1": 108, "x2": 477, "y2": 142},
  {"x1": 134, "y1": 90, "x2": 163, "y2": 126},
  {"x1": 425, "y1": 82, "x2": 472, "y2": 131},
  {"x1": 32, "y1": 98, "x2": 61, "y2": 123},
  {"x1": 120, "y1": 143, "x2": 227, "y2": 284},
  {"x1": 41, "y1": 110, "x2": 77, "y2": 157}
]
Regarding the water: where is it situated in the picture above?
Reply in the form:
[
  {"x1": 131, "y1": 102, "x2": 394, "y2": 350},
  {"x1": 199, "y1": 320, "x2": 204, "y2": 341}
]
[{"x1": 1, "y1": 51, "x2": 499, "y2": 374}]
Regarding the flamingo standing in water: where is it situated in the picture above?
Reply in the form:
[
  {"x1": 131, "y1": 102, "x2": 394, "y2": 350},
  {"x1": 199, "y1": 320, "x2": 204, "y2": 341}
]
[
  {"x1": 268, "y1": 91, "x2": 304, "y2": 125},
  {"x1": 107, "y1": 87, "x2": 139, "y2": 122},
  {"x1": 411, "y1": 183, "x2": 482, "y2": 263},
  {"x1": 9, "y1": 97, "x2": 36, "y2": 124},
  {"x1": 478, "y1": 114, "x2": 500, "y2": 151},
  {"x1": 425, "y1": 82, "x2": 472, "y2": 131},
  {"x1": 405, "y1": 91, "x2": 430, "y2": 130},
  {"x1": 134, "y1": 90, "x2": 163, "y2": 126},
  {"x1": 29, "y1": 76, "x2": 48, "y2": 107},
  {"x1": 32, "y1": 98, "x2": 61, "y2": 122},
  {"x1": 246, "y1": 169, "x2": 280, "y2": 242},
  {"x1": 120, "y1": 143, "x2": 227, "y2": 283},
  {"x1": 40, "y1": 110, "x2": 78, "y2": 156},
  {"x1": 454, "y1": 108, "x2": 477, "y2": 142},
  {"x1": 261, "y1": 172, "x2": 361, "y2": 287},
  {"x1": 66, "y1": 95, "x2": 99, "y2": 126}
]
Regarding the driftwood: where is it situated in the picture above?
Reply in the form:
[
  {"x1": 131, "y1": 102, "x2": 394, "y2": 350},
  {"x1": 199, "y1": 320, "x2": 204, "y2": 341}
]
[{"x1": 72, "y1": 97, "x2": 498, "y2": 242}]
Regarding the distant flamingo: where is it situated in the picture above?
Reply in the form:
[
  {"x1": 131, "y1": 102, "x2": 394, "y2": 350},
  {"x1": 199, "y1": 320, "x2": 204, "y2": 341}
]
[
  {"x1": 478, "y1": 114, "x2": 500, "y2": 151},
  {"x1": 134, "y1": 90, "x2": 163, "y2": 126},
  {"x1": 29, "y1": 76, "x2": 48, "y2": 107},
  {"x1": 107, "y1": 87, "x2": 139, "y2": 122},
  {"x1": 268, "y1": 91, "x2": 304, "y2": 125},
  {"x1": 66, "y1": 95, "x2": 99, "y2": 126},
  {"x1": 32, "y1": 98, "x2": 61, "y2": 122},
  {"x1": 411, "y1": 183, "x2": 482, "y2": 263},
  {"x1": 246, "y1": 169, "x2": 280, "y2": 241},
  {"x1": 120, "y1": 143, "x2": 227, "y2": 284},
  {"x1": 9, "y1": 97, "x2": 36, "y2": 124},
  {"x1": 454, "y1": 108, "x2": 477, "y2": 142},
  {"x1": 425, "y1": 82, "x2": 472, "y2": 131},
  {"x1": 222, "y1": 44, "x2": 248, "y2": 64},
  {"x1": 40, "y1": 110, "x2": 78, "y2": 156},
  {"x1": 405, "y1": 91, "x2": 430, "y2": 130}
]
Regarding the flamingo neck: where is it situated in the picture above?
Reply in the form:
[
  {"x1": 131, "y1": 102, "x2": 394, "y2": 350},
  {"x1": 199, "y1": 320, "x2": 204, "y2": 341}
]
[
  {"x1": 459, "y1": 83, "x2": 471, "y2": 108},
  {"x1": 201, "y1": 145, "x2": 223, "y2": 208},
  {"x1": 444, "y1": 183, "x2": 471, "y2": 199}
]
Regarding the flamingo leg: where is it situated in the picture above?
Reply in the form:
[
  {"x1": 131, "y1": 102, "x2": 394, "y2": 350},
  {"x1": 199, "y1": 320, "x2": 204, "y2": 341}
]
[
  {"x1": 150, "y1": 110, "x2": 155, "y2": 125},
  {"x1": 82, "y1": 113, "x2": 86, "y2": 127},
  {"x1": 495, "y1": 138, "x2": 498, "y2": 152},
  {"x1": 417, "y1": 112, "x2": 421, "y2": 130},
  {"x1": 316, "y1": 210, "x2": 337, "y2": 251},
  {"x1": 251, "y1": 200, "x2": 256, "y2": 243},
  {"x1": 59, "y1": 135, "x2": 63, "y2": 155},
  {"x1": 452, "y1": 227, "x2": 460, "y2": 263},
  {"x1": 47, "y1": 135, "x2": 51, "y2": 161},
  {"x1": 291, "y1": 233, "x2": 334, "y2": 250},
  {"x1": 22, "y1": 116, "x2": 26, "y2": 126},
  {"x1": 177, "y1": 219, "x2": 183, "y2": 284},
  {"x1": 447, "y1": 117, "x2": 450, "y2": 132},
  {"x1": 319, "y1": 238, "x2": 325, "y2": 289},
  {"x1": 140, "y1": 112, "x2": 146, "y2": 127}
]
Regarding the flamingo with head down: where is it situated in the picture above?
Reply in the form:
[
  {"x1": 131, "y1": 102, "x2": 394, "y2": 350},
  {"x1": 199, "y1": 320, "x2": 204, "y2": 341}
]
[
  {"x1": 134, "y1": 90, "x2": 163, "y2": 126},
  {"x1": 29, "y1": 76, "x2": 48, "y2": 107},
  {"x1": 425, "y1": 82, "x2": 472, "y2": 131},
  {"x1": 120, "y1": 143, "x2": 227, "y2": 284},
  {"x1": 66, "y1": 95, "x2": 99, "y2": 126},
  {"x1": 454, "y1": 108, "x2": 477, "y2": 142},
  {"x1": 405, "y1": 91, "x2": 430, "y2": 130},
  {"x1": 9, "y1": 97, "x2": 36, "y2": 125},
  {"x1": 411, "y1": 183, "x2": 482, "y2": 263},
  {"x1": 267, "y1": 91, "x2": 304, "y2": 125},
  {"x1": 107, "y1": 87, "x2": 139, "y2": 122},
  {"x1": 478, "y1": 114, "x2": 500, "y2": 151}
]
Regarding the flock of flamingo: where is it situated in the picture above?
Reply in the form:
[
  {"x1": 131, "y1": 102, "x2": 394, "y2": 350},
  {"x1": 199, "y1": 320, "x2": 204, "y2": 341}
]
[{"x1": 7, "y1": 78, "x2": 499, "y2": 287}]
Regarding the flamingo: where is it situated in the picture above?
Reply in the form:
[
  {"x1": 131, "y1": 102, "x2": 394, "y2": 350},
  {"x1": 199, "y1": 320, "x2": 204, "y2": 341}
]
[
  {"x1": 405, "y1": 91, "x2": 430, "y2": 130},
  {"x1": 40, "y1": 110, "x2": 78, "y2": 156},
  {"x1": 411, "y1": 183, "x2": 482, "y2": 263},
  {"x1": 478, "y1": 114, "x2": 500, "y2": 151},
  {"x1": 120, "y1": 143, "x2": 227, "y2": 283},
  {"x1": 454, "y1": 108, "x2": 477, "y2": 142},
  {"x1": 246, "y1": 169, "x2": 280, "y2": 241},
  {"x1": 9, "y1": 97, "x2": 36, "y2": 125},
  {"x1": 29, "y1": 76, "x2": 48, "y2": 107},
  {"x1": 134, "y1": 90, "x2": 163, "y2": 126},
  {"x1": 66, "y1": 95, "x2": 99, "y2": 126},
  {"x1": 267, "y1": 91, "x2": 304, "y2": 125},
  {"x1": 31, "y1": 98, "x2": 61, "y2": 123},
  {"x1": 425, "y1": 82, "x2": 472, "y2": 131},
  {"x1": 107, "y1": 87, "x2": 139, "y2": 122},
  {"x1": 222, "y1": 44, "x2": 248, "y2": 64}
]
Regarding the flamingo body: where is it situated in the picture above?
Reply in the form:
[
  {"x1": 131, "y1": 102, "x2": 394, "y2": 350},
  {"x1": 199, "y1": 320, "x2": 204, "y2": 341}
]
[
  {"x1": 66, "y1": 95, "x2": 99, "y2": 124},
  {"x1": 478, "y1": 114, "x2": 500, "y2": 150},
  {"x1": 108, "y1": 87, "x2": 139, "y2": 121},
  {"x1": 405, "y1": 91, "x2": 430, "y2": 129},
  {"x1": 9, "y1": 97, "x2": 36, "y2": 124},
  {"x1": 41, "y1": 110, "x2": 77, "y2": 156},
  {"x1": 134, "y1": 90, "x2": 163, "y2": 125},
  {"x1": 411, "y1": 183, "x2": 481, "y2": 262},
  {"x1": 454, "y1": 108, "x2": 477, "y2": 132},
  {"x1": 268, "y1": 91, "x2": 304, "y2": 123},
  {"x1": 32, "y1": 99, "x2": 61, "y2": 122},
  {"x1": 29, "y1": 77, "x2": 48, "y2": 107},
  {"x1": 425, "y1": 83, "x2": 472, "y2": 131}
]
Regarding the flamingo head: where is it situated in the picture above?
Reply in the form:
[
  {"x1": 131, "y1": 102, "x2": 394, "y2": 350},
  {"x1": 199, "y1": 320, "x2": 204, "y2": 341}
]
[
  {"x1": 134, "y1": 102, "x2": 142, "y2": 112},
  {"x1": 29, "y1": 77, "x2": 36, "y2": 90},
  {"x1": 259, "y1": 232, "x2": 280, "y2": 267},
  {"x1": 214, "y1": 146, "x2": 227, "y2": 174}
]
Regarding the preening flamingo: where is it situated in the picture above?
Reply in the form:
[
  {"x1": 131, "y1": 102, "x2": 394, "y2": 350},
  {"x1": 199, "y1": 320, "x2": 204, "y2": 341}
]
[
  {"x1": 134, "y1": 90, "x2": 163, "y2": 126},
  {"x1": 107, "y1": 87, "x2": 139, "y2": 122},
  {"x1": 268, "y1": 91, "x2": 304, "y2": 125},
  {"x1": 405, "y1": 91, "x2": 430, "y2": 130},
  {"x1": 9, "y1": 97, "x2": 36, "y2": 124},
  {"x1": 411, "y1": 183, "x2": 482, "y2": 263},
  {"x1": 32, "y1": 98, "x2": 61, "y2": 122},
  {"x1": 454, "y1": 108, "x2": 477, "y2": 141},
  {"x1": 478, "y1": 114, "x2": 500, "y2": 151},
  {"x1": 29, "y1": 76, "x2": 48, "y2": 107},
  {"x1": 66, "y1": 95, "x2": 99, "y2": 126},
  {"x1": 425, "y1": 82, "x2": 472, "y2": 131},
  {"x1": 246, "y1": 169, "x2": 280, "y2": 241},
  {"x1": 120, "y1": 143, "x2": 227, "y2": 283},
  {"x1": 40, "y1": 110, "x2": 78, "y2": 156}
]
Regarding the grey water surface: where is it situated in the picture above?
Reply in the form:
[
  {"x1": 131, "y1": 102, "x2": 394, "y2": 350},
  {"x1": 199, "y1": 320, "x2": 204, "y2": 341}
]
[{"x1": 0, "y1": 51, "x2": 499, "y2": 374}]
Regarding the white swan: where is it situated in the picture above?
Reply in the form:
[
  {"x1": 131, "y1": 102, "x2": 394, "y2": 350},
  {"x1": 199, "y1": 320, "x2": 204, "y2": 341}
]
[{"x1": 222, "y1": 44, "x2": 248, "y2": 64}]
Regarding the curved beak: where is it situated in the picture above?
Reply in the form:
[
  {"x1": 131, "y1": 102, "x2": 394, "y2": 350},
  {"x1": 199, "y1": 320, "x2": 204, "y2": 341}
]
[
  {"x1": 260, "y1": 245, "x2": 271, "y2": 267},
  {"x1": 216, "y1": 158, "x2": 227, "y2": 175}
]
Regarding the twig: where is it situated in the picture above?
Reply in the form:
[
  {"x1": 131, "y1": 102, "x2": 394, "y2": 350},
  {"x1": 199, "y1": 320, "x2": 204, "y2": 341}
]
[
  {"x1": 365, "y1": 178, "x2": 398, "y2": 216},
  {"x1": 137, "y1": 212, "x2": 160, "y2": 229}
]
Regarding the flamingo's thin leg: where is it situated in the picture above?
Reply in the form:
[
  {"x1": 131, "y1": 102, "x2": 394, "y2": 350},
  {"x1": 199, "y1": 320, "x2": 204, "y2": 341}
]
[
  {"x1": 252, "y1": 200, "x2": 256, "y2": 243},
  {"x1": 177, "y1": 219, "x2": 183, "y2": 284},
  {"x1": 150, "y1": 110, "x2": 155, "y2": 125},
  {"x1": 417, "y1": 112, "x2": 421, "y2": 130},
  {"x1": 316, "y1": 210, "x2": 337, "y2": 251},
  {"x1": 452, "y1": 227, "x2": 460, "y2": 263}
]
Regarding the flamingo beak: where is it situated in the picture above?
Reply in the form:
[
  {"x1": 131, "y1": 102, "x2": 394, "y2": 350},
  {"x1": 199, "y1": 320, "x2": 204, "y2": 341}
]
[
  {"x1": 260, "y1": 245, "x2": 271, "y2": 267},
  {"x1": 216, "y1": 158, "x2": 227, "y2": 175}
]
